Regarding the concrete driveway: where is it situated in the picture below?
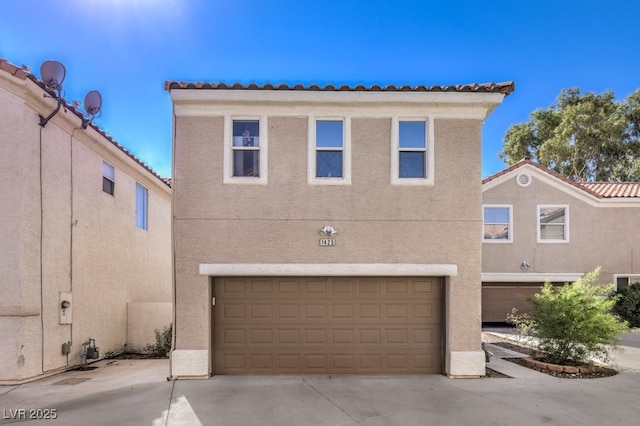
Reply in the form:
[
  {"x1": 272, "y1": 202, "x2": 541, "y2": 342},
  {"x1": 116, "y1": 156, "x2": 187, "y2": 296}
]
[
  {"x1": 619, "y1": 330, "x2": 640, "y2": 348},
  {"x1": 2, "y1": 357, "x2": 640, "y2": 426}
]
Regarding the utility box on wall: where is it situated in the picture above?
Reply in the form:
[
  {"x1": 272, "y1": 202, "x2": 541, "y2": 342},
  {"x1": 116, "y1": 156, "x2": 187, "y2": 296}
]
[{"x1": 59, "y1": 292, "x2": 72, "y2": 324}]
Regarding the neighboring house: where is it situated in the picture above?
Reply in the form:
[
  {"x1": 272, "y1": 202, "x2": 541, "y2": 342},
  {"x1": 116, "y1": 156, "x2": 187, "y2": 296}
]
[
  {"x1": 482, "y1": 158, "x2": 640, "y2": 322},
  {"x1": 0, "y1": 58, "x2": 172, "y2": 383},
  {"x1": 166, "y1": 80, "x2": 514, "y2": 378}
]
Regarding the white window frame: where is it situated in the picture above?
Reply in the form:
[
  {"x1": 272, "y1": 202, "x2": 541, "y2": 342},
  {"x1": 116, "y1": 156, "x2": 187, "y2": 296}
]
[
  {"x1": 308, "y1": 116, "x2": 351, "y2": 185},
  {"x1": 537, "y1": 204, "x2": 569, "y2": 243},
  {"x1": 135, "y1": 182, "x2": 148, "y2": 231},
  {"x1": 482, "y1": 204, "x2": 513, "y2": 243},
  {"x1": 613, "y1": 274, "x2": 640, "y2": 291},
  {"x1": 102, "y1": 161, "x2": 115, "y2": 196},
  {"x1": 391, "y1": 117, "x2": 434, "y2": 186},
  {"x1": 223, "y1": 115, "x2": 268, "y2": 185}
]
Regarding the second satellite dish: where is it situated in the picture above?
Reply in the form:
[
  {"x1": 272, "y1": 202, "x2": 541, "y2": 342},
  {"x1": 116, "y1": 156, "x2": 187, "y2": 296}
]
[{"x1": 84, "y1": 90, "x2": 102, "y2": 117}]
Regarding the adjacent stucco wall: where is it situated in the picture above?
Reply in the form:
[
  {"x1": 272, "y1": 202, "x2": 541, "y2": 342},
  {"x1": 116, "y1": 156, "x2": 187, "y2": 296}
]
[
  {"x1": 0, "y1": 81, "x2": 43, "y2": 380},
  {"x1": 171, "y1": 89, "x2": 505, "y2": 377},
  {"x1": 0, "y1": 67, "x2": 172, "y2": 382},
  {"x1": 482, "y1": 166, "x2": 640, "y2": 285},
  {"x1": 127, "y1": 302, "x2": 173, "y2": 351},
  {"x1": 69, "y1": 129, "x2": 172, "y2": 360}
]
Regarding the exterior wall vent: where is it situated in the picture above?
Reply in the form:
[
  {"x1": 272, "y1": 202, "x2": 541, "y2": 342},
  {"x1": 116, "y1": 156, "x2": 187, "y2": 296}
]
[{"x1": 516, "y1": 173, "x2": 532, "y2": 187}]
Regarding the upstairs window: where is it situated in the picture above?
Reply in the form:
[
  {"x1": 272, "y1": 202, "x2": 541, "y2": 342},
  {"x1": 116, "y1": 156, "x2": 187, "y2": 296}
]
[
  {"x1": 135, "y1": 183, "x2": 148, "y2": 230},
  {"x1": 538, "y1": 205, "x2": 569, "y2": 242},
  {"x1": 224, "y1": 117, "x2": 267, "y2": 185},
  {"x1": 316, "y1": 120, "x2": 343, "y2": 178},
  {"x1": 232, "y1": 120, "x2": 260, "y2": 177},
  {"x1": 308, "y1": 118, "x2": 351, "y2": 185},
  {"x1": 398, "y1": 121, "x2": 426, "y2": 178},
  {"x1": 483, "y1": 205, "x2": 512, "y2": 242},
  {"x1": 391, "y1": 118, "x2": 433, "y2": 186},
  {"x1": 103, "y1": 161, "x2": 115, "y2": 195}
]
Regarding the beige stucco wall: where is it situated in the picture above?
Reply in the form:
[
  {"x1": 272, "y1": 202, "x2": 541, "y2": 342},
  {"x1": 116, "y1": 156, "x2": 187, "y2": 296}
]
[
  {"x1": 171, "y1": 89, "x2": 507, "y2": 377},
  {"x1": 0, "y1": 67, "x2": 172, "y2": 382},
  {"x1": 482, "y1": 166, "x2": 640, "y2": 285},
  {"x1": 127, "y1": 302, "x2": 173, "y2": 351}
]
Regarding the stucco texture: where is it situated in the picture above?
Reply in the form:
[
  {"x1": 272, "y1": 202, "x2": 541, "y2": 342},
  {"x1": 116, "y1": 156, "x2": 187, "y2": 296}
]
[
  {"x1": 0, "y1": 67, "x2": 172, "y2": 382},
  {"x1": 171, "y1": 87, "x2": 501, "y2": 377}
]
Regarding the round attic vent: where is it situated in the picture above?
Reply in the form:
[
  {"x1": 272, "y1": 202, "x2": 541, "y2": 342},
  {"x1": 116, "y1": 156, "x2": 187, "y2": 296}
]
[{"x1": 516, "y1": 173, "x2": 532, "y2": 187}]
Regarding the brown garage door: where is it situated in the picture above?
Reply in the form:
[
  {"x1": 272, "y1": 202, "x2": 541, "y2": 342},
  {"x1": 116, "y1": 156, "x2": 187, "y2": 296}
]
[
  {"x1": 213, "y1": 277, "x2": 442, "y2": 374},
  {"x1": 482, "y1": 283, "x2": 543, "y2": 323}
]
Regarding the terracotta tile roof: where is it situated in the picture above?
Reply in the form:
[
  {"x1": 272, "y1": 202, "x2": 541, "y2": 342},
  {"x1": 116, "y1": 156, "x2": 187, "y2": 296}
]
[
  {"x1": 0, "y1": 58, "x2": 170, "y2": 188},
  {"x1": 483, "y1": 158, "x2": 640, "y2": 199},
  {"x1": 164, "y1": 80, "x2": 515, "y2": 95},
  {"x1": 581, "y1": 182, "x2": 640, "y2": 198},
  {"x1": 0, "y1": 58, "x2": 30, "y2": 80}
]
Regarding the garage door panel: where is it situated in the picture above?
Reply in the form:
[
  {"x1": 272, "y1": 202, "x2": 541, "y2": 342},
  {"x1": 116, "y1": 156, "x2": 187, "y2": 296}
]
[
  {"x1": 214, "y1": 277, "x2": 442, "y2": 374},
  {"x1": 277, "y1": 329, "x2": 300, "y2": 344},
  {"x1": 303, "y1": 303, "x2": 327, "y2": 319},
  {"x1": 250, "y1": 304, "x2": 272, "y2": 319},
  {"x1": 331, "y1": 329, "x2": 355, "y2": 344}
]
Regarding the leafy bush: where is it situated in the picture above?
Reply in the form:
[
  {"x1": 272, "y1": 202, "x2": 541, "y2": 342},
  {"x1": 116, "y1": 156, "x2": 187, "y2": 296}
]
[
  {"x1": 144, "y1": 323, "x2": 172, "y2": 358},
  {"x1": 612, "y1": 283, "x2": 640, "y2": 328},
  {"x1": 508, "y1": 268, "x2": 628, "y2": 365}
]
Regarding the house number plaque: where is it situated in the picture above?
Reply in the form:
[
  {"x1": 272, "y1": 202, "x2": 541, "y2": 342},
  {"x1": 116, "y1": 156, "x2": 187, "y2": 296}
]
[{"x1": 318, "y1": 225, "x2": 337, "y2": 247}]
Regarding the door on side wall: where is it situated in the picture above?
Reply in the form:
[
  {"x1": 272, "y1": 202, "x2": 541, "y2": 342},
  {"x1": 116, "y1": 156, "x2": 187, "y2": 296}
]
[{"x1": 212, "y1": 276, "x2": 443, "y2": 374}]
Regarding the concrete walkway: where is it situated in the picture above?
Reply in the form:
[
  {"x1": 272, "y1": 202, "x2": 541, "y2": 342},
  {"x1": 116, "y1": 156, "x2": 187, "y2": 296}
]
[{"x1": 484, "y1": 330, "x2": 640, "y2": 374}]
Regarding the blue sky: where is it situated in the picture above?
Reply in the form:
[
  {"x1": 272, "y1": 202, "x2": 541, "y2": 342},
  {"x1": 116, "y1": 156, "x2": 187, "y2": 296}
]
[{"x1": 2, "y1": 0, "x2": 639, "y2": 179}]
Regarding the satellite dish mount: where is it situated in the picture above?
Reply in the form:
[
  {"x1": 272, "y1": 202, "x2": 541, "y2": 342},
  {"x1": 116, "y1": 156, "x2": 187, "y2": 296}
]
[{"x1": 38, "y1": 60, "x2": 66, "y2": 128}]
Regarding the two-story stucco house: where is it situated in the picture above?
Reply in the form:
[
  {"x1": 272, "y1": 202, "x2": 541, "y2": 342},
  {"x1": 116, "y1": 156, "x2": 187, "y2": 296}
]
[
  {"x1": 166, "y1": 80, "x2": 514, "y2": 378},
  {"x1": 0, "y1": 58, "x2": 172, "y2": 383},
  {"x1": 482, "y1": 158, "x2": 640, "y2": 322}
]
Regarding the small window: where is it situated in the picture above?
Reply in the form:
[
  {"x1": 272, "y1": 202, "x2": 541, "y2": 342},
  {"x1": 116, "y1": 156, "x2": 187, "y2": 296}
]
[
  {"x1": 538, "y1": 205, "x2": 568, "y2": 242},
  {"x1": 616, "y1": 276, "x2": 640, "y2": 291},
  {"x1": 135, "y1": 183, "x2": 148, "y2": 230},
  {"x1": 103, "y1": 161, "x2": 114, "y2": 195},
  {"x1": 483, "y1": 205, "x2": 512, "y2": 242},
  {"x1": 399, "y1": 121, "x2": 426, "y2": 178},
  {"x1": 316, "y1": 120, "x2": 343, "y2": 178},
  {"x1": 232, "y1": 120, "x2": 260, "y2": 177}
]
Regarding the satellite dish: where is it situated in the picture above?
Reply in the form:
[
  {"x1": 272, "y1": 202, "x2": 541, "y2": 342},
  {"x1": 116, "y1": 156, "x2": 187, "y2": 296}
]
[
  {"x1": 84, "y1": 90, "x2": 102, "y2": 116},
  {"x1": 40, "y1": 60, "x2": 66, "y2": 91}
]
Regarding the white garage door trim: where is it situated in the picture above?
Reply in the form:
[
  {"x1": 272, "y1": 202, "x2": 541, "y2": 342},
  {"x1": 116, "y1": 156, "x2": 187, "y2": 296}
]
[
  {"x1": 200, "y1": 263, "x2": 457, "y2": 277},
  {"x1": 481, "y1": 272, "x2": 583, "y2": 282}
]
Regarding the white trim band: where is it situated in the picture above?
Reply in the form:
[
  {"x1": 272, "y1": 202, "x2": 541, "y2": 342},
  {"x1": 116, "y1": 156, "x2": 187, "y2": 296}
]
[
  {"x1": 199, "y1": 263, "x2": 458, "y2": 277},
  {"x1": 482, "y1": 272, "x2": 584, "y2": 283}
]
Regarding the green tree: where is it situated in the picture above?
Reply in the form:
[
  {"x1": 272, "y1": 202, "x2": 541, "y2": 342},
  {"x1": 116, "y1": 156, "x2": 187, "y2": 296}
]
[
  {"x1": 508, "y1": 268, "x2": 628, "y2": 366},
  {"x1": 501, "y1": 88, "x2": 640, "y2": 182},
  {"x1": 612, "y1": 283, "x2": 640, "y2": 328}
]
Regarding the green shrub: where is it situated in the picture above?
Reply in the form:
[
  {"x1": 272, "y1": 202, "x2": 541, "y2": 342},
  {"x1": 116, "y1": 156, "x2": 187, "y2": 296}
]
[
  {"x1": 508, "y1": 267, "x2": 628, "y2": 365},
  {"x1": 144, "y1": 323, "x2": 172, "y2": 358},
  {"x1": 612, "y1": 283, "x2": 640, "y2": 328}
]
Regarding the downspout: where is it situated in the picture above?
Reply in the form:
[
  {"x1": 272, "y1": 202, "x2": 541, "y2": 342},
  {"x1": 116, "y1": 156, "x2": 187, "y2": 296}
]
[
  {"x1": 67, "y1": 128, "x2": 78, "y2": 367},
  {"x1": 39, "y1": 126, "x2": 44, "y2": 375},
  {"x1": 168, "y1": 102, "x2": 177, "y2": 380}
]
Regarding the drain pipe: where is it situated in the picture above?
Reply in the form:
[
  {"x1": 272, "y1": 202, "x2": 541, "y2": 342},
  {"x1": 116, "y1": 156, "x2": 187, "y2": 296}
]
[{"x1": 167, "y1": 106, "x2": 177, "y2": 382}]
